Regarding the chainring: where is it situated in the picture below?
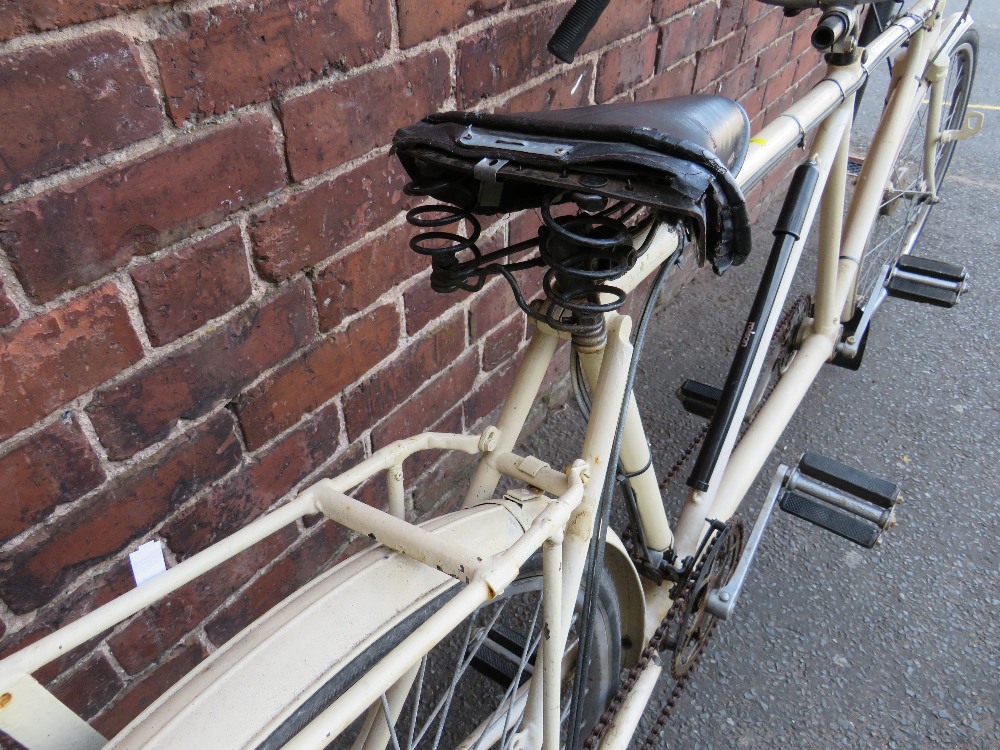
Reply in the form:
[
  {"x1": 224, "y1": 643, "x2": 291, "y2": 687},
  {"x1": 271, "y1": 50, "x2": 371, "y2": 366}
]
[{"x1": 670, "y1": 519, "x2": 745, "y2": 678}]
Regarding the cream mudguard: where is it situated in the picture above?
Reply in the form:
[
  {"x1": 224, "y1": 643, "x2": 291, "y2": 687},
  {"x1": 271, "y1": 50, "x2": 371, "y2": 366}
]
[{"x1": 0, "y1": 2, "x2": 981, "y2": 748}]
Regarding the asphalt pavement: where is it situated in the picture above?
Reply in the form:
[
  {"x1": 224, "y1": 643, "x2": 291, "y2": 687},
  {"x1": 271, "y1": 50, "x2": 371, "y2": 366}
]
[{"x1": 523, "y1": 3, "x2": 1000, "y2": 748}]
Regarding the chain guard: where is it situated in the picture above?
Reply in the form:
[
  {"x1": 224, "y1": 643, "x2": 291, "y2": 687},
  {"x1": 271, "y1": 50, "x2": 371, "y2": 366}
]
[{"x1": 670, "y1": 519, "x2": 745, "y2": 678}]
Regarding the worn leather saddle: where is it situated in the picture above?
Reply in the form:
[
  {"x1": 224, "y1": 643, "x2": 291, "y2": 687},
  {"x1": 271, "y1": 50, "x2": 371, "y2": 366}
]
[{"x1": 393, "y1": 94, "x2": 752, "y2": 273}]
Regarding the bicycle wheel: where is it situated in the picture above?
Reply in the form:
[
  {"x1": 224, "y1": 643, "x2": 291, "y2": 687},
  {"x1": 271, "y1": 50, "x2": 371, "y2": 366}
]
[
  {"x1": 262, "y1": 557, "x2": 622, "y2": 750},
  {"x1": 853, "y1": 28, "x2": 978, "y2": 303}
]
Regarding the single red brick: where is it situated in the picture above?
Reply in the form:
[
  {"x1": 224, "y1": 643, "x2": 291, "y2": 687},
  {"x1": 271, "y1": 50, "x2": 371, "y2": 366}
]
[
  {"x1": 398, "y1": 0, "x2": 505, "y2": 48},
  {"x1": 4, "y1": 1, "x2": 170, "y2": 35},
  {"x1": 372, "y1": 350, "x2": 479, "y2": 449},
  {"x1": 500, "y1": 63, "x2": 595, "y2": 114},
  {"x1": 754, "y1": 32, "x2": 795, "y2": 86},
  {"x1": 250, "y1": 157, "x2": 407, "y2": 282},
  {"x1": 154, "y1": 0, "x2": 390, "y2": 125},
  {"x1": 652, "y1": 0, "x2": 697, "y2": 23},
  {"x1": 463, "y1": 359, "x2": 518, "y2": 429},
  {"x1": 0, "y1": 279, "x2": 18, "y2": 327},
  {"x1": 791, "y1": 21, "x2": 819, "y2": 58},
  {"x1": 802, "y1": 60, "x2": 826, "y2": 92},
  {"x1": 482, "y1": 316, "x2": 525, "y2": 372},
  {"x1": 343, "y1": 311, "x2": 465, "y2": 439},
  {"x1": 164, "y1": 403, "x2": 339, "y2": 557},
  {"x1": 469, "y1": 278, "x2": 520, "y2": 340},
  {"x1": 743, "y1": 10, "x2": 786, "y2": 66},
  {"x1": 456, "y1": 5, "x2": 567, "y2": 108},
  {"x1": 762, "y1": 59, "x2": 799, "y2": 110},
  {"x1": 580, "y1": 0, "x2": 651, "y2": 55},
  {"x1": 237, "y1": 305, "x2": 398, "y2": 450},
  {"x1": 693, "y1": 31, "x2": 745, "y2": 92},
  {"x1": 0, "y1": 418, "x2": 105, "y2": 543},
  {"x1": 0, "y1": 33, "x2": 161, "y2": 193},
  {"x1": 283, "y1": 50, "x2": 450, "y2": 182},
  {"x1": 0, "y1": 414, "x2": 241, "y2": 614},
  {"x1": 205, "y1": 520, "x2": 346, "y2": 646},
  {"x1": 313, "y1": 223, "x2": 426, "y2": 332},
  {"x1": 743, "y1": 0, "x2": 774, "y2": 24},
  {"x1": 108, "y1": 529, "x2": 294, "y2": 675},
  {"x1": 739, "y1": 85, "x2": 767, "y2": 124},
  {"x1": 716, "y1": 0, "x2": 748, "y2": 39},
  {"x1": 1, "y1": 116, "x2": 285, "y2": 303},
  {"x1": 403, "y1": 275, "x2": 469, "y2": 336},
  {"x1": 49, "y1": 654, "x2": 123, "y2": 720},
  {"x1": 0, "y1": 283, "x2": 143, "y2": 442},
  {"x1": 657, "y1": 3, "x2": 719, "y2": 73},
  {"x1": 637, "y1": 58, "x2": 697, "y2": 101},
  {"x1": 87, "y1": 280, "x2": 314, "y2": 459},
  {"x1": 0, "y1": 5, "x2": 27, "y2": 41},
  {"x1": 93, "y1": 639, "x2": 206, "y2": 738},
  {"x1": 130, "y1": 226, "x2": 252, "y2": 346},
  {"x1": 596, "y1": 28, "x2": 658, "y2": 103},
  {"x1": 714, "y1": 58, "x2": 757, "y2": 101}
]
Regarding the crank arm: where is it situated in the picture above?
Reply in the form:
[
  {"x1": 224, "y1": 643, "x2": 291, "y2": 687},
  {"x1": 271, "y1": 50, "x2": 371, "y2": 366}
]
[{"x1": 705, "y1": 469, "x2": 784, "y2": 620}]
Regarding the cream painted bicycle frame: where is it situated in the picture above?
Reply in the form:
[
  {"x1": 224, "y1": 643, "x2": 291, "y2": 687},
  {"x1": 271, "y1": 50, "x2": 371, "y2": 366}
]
[{"x1": 0, "y1": 2, "x2": 976, "y2": 749}]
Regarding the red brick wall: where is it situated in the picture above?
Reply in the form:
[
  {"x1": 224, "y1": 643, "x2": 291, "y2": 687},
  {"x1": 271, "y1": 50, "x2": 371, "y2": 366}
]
[{"x1": 0, "y1": 0, "x2": 822, "y2": 738}]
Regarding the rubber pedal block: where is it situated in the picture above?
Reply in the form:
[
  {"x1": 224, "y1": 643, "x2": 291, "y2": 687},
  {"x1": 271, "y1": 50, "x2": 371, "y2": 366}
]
[
  {"x1": 678, "y1": 379, "x2": 721, "y2": 419},
  {"x1": 779, "y1": 491, "x2": 881, "y2": 548},
  {"x1": 798, "y1": 452, "x2": 900, "y2": 509},
  {"x1": 895, "y1": 255, "x2": 967, "y2": 283},
  {"x1": 886, "y1": 276, "x2": 959, "y2": 308},
  {"x1": 469, "y1": 623, "x2": 533, "y2": 688}
]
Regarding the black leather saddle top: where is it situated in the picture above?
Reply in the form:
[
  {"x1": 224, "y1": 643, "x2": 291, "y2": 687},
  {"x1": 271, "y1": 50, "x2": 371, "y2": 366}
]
[
  {"x1": 393, "y1": 95, "x2": 752, "y2": 273},
  {"x1": 453, "y1": 95, "x2": 751, "y2": 174}
]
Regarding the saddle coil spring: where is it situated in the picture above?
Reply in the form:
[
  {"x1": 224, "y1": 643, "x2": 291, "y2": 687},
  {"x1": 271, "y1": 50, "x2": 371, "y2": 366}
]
[{"x1": 404, "y1": 179, "x2": 648, "y2": 337}]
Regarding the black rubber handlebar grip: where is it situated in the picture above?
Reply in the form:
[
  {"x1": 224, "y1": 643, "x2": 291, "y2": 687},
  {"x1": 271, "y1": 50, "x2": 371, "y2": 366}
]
[{"x1": 547, "y1": 0, "x2": 612, "y2": 63}]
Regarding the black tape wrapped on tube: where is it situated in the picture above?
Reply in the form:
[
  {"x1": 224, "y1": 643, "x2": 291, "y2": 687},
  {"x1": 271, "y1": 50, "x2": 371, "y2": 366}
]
[{"x1": 547, "y1": 0, "x2": 612, "y2": 63}]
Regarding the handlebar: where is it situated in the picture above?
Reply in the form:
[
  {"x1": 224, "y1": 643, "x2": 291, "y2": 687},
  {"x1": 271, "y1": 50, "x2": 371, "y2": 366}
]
[{"x1": 547, "y1": 0, "x2": 612, "y2": 63}]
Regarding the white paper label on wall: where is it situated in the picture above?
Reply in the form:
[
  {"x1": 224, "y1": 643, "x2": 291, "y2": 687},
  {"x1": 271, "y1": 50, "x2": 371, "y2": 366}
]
[{"x1": 129, "y1": 540, "x2": 167, "y2": 586}]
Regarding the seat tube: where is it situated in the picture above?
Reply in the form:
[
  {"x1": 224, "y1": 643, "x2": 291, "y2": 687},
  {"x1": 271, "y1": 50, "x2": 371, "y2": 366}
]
[
  {"x1": 576, "y1": 318, "x2": 674, "y2": 554},
  {"x1": 815, "y1": 95, "x2": 855, "y2": 335}
]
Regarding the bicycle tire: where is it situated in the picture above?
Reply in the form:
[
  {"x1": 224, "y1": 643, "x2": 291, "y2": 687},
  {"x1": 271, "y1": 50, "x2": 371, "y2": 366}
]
[
  {"x1": 259, "y1": 556, "x2": 622, "y2": 750},
  {"x1": 853, "y1": 27, "x2": 979, "y2": 304}
]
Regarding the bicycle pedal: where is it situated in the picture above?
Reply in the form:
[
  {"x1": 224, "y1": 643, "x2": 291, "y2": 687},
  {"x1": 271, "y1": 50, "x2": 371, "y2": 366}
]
[
  {"x1": 677, "y1": 379, "x2": 720, "y2": 419},
  {"x1": 895, "y1": 255, "x2": 968, "y2": 284},
  {"x1": 778, "y1": 453, "x2": 901, "y2": 549},
  {"x1": 469, "y1": 623, "x2": 534, "y2": 688},
  {"x1": 887, "y1": 255, "x2": 968, "y2": 308},
  {"x1": 797, "y1": 452, "x2": 900, "y2": 509}
]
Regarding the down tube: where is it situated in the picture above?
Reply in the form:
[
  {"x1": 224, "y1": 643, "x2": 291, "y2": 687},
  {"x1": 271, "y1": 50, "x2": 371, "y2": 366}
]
[{"x1": 672, "y1": 101, "x2": 853, "y2": 559}]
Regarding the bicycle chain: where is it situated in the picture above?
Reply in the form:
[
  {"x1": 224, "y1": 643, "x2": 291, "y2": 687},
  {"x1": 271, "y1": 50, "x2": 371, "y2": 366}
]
[
  {"x1": 584, "y1": 525, "x2": 721, "y2": 750},
  {"x1": 583, "y1": 294, "x2": 811, "y2": 749}
]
